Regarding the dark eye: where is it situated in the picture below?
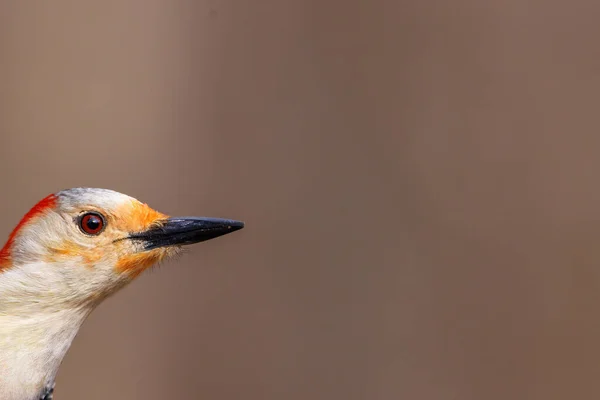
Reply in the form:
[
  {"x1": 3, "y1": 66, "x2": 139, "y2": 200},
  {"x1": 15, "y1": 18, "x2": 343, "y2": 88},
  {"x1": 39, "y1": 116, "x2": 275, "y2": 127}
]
[{"x1": 79, "y1": 213, "x2": 105, "y2": 235}]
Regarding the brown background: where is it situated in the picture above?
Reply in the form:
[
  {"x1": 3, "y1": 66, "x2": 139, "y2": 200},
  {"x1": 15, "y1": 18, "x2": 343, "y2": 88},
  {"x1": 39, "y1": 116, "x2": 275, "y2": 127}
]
[{"x1": 0, "y1": 1, "x2": 599, "y2": 399}]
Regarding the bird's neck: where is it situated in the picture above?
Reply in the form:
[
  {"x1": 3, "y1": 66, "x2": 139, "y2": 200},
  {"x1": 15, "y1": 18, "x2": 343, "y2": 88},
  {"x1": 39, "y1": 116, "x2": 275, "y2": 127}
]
[
  {"x1": 0, "y1": 306, "x2": 93, "y2": 400},
  {"x1": 0, "y1": 261, "x2": 116, "y2": 400}
]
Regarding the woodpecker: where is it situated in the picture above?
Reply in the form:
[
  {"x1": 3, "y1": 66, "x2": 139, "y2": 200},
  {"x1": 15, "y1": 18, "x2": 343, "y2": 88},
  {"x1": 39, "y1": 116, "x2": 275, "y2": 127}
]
[{"x1": 0, "y1": 188, "x2": 244, "y2": 400}]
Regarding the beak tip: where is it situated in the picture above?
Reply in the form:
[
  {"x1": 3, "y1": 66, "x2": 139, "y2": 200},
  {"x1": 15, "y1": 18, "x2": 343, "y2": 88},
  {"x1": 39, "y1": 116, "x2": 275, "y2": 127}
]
[{"x1": 229, "y1": 220, "x2": 244, "y2": 231}]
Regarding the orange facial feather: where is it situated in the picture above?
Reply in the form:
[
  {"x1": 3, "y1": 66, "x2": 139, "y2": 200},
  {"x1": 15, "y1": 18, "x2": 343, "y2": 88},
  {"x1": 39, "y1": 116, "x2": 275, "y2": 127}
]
[
  {"x1": 113, "y1": 200, "x2": 169, "y2": 277},
  {"x1": 115, "y1": 251, "x2": 166, "y2": 278},
  {"x1": 112, "y1": 200, "x2": 168, "y2": 234},
  {"x1": 45, "y1": 240, "x2": 105, "y2": 266}
]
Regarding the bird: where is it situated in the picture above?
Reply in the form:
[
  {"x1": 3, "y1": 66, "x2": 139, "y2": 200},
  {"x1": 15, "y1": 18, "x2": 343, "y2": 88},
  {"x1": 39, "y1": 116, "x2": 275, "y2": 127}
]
[{"x1": 0, "y1": 188, "x2": 244, "y2": 400}]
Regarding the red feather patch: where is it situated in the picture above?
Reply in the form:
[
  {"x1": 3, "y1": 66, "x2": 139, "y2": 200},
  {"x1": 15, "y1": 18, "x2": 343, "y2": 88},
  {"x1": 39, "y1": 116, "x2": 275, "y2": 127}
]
[{"x1": 0, "y1": 194, "x2": 57, "y2": 268}]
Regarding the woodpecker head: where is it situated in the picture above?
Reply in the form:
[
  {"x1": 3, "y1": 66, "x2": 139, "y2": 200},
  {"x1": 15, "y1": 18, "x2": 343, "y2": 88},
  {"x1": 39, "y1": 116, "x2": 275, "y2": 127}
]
[{"x1": 0, "y1": 188, "x2": 243, "y2": 308}]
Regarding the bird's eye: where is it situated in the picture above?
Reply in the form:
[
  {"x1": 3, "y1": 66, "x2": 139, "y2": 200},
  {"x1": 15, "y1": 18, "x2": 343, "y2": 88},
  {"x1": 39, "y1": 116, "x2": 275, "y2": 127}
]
[{"x1": 79, "y1": 213, "x2": 106, "y2": 235}]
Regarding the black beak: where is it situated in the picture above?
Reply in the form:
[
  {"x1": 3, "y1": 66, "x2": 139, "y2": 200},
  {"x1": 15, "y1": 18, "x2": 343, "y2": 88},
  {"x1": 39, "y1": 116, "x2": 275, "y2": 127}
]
[{"x1": 128, "y1": 217, "x2": 244, "y2": 250}]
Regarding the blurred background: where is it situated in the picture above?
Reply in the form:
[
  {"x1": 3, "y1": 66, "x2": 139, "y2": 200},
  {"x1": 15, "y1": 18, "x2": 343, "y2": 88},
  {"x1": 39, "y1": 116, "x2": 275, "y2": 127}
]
[{"x1": 0, "y1": 1, "x2": 599, "y2": 399}]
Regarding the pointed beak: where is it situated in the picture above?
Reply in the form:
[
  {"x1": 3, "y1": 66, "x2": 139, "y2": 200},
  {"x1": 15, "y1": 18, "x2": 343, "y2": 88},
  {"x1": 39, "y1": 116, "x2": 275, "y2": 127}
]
[{"x1": 128, "y1": 217, "x2": 244, "y2": 250}]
